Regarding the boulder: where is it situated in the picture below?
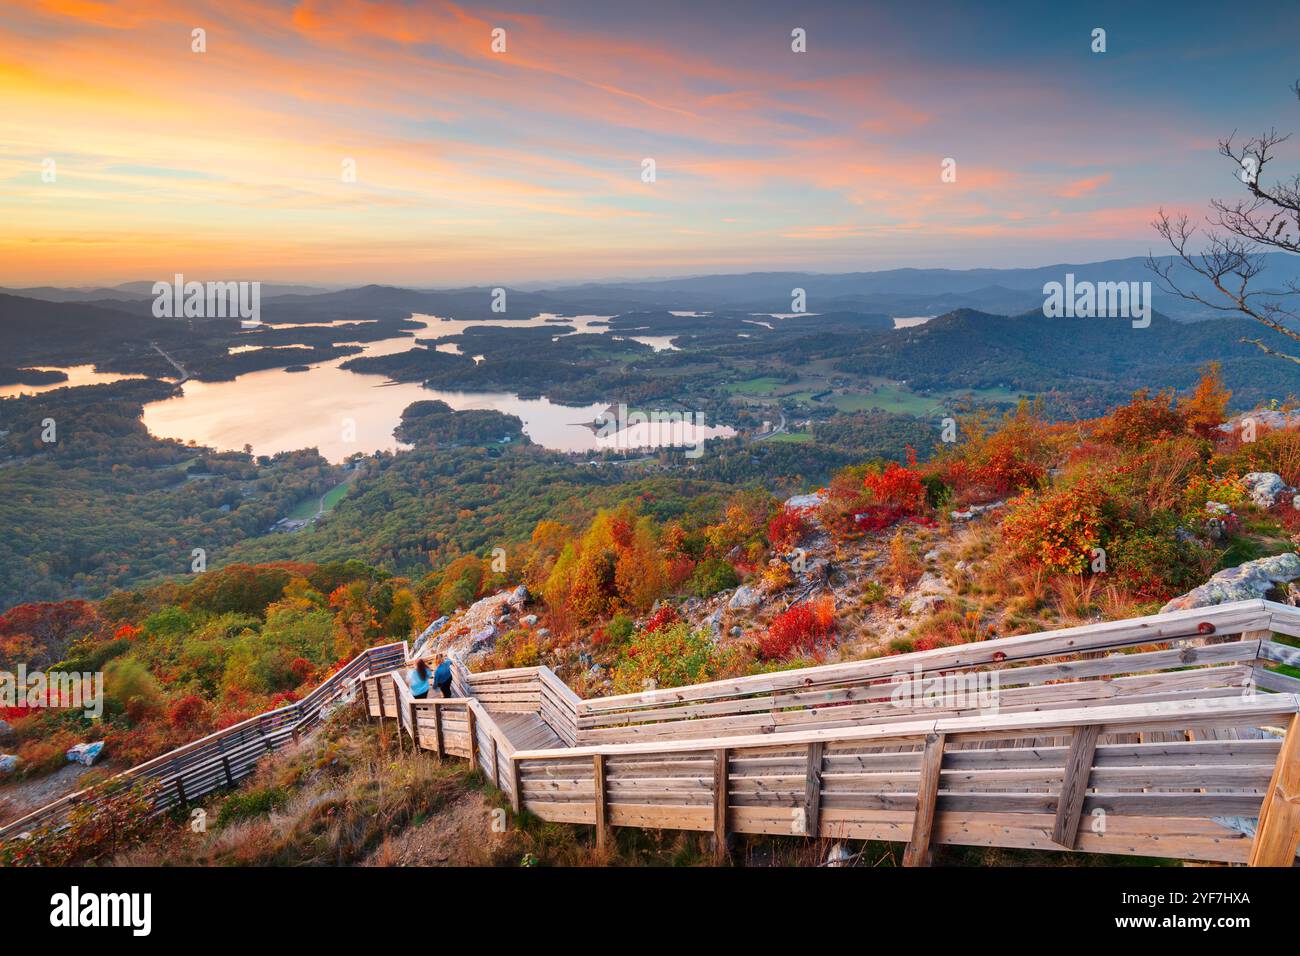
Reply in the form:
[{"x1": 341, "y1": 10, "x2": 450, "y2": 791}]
[
  {"x1": 728, "y1": 585, "x2": 762, "y2": 610},
  {"x1": 0, "y1": 719, "x2": 10, "y2": 738},
  {"x1": 1219, "y1": 409, "x2": 1300, "y2": 436},
  {"x1": 705, "y1": 607, "x2": 725, "y2": 637},
  {"x1": 825, "y1": 842, "x2": 854, "y2": 867},
  {"x1": 66, "y1": 741, "x2": 105, "y2": 766},
  {"x1": 467, "y1": 624, "x2": 497, "y2": 653},
  {"x1": 0, "y1": 754, "x2": 17, "y2": 774},
  {"x1": 950, "y1": 500, "x2": 1005, "y2": 521},
  {"x1": 1241, "y1": 472, "x2": 1294, "y2": 510},
  {"x1": 1161, "y1": 552, "x2": 1300, "y2": 612},
  {"x1": 506, "y1": 584, "x2": 529, "y2": 608},
  {"x1": 910, "y1": 594, "x2": 946, "y2": 615},
  {"x1": 784, "y1": 491, "x2": 827, "y2": 511},
  {"x1": 519, "y1": 614, "x2": 539, "y2": 627},
  {"x1": 1205, "y1": 501, "x2": 1232, "y2": 515}
]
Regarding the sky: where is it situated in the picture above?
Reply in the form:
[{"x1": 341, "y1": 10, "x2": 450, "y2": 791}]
[{"x1": 1, "y1": 0, "x2": 1298, "y2": 286}]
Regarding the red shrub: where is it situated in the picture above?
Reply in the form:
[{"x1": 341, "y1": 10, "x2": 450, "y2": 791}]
[
  {"x1": 758, "y1": 596, "x2": 836, "y2": 660},
  {"x1": 864, "y1": 462, "x2": 926, "y2": 513},
  {"x1": 767, "y1": 506, "x2": 810, "y2": 551},
  {"x1": 167, "y1": 694, "x2": 210, "y2": 730},
  {"x1": 641, "y1": 604, "x2": 680, "y2": 635}
]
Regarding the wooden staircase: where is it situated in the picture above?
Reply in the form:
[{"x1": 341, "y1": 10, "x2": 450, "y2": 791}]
[
  {"x1": 365, "y1": 599, "x2": 1300, "y2": 866},
  {"x1": 6, "y1": 599, "x2": 1300, "y2": 867}
]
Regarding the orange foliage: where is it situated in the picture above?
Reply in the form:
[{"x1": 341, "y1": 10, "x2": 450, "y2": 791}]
[{"x1": 758, "y1": 595, "x2": 836, "y2": 660}]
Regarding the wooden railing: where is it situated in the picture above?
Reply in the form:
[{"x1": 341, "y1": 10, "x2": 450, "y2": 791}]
[
  {"x1": 512, "y1": 693, "x2": 1300, "y2": 865},
  {"x1": 377, "y1": 598, "x2": 1300, "y2": 866},
  {"x1": 361, "y1": 666, "x2": 524, "y2": 808},
  {"x1": 0, "y1": 641, "x2": 408, "y2": 840},
  {"x1": 573, "y1": 600, "x2": 1291, "y2": 745},
  {"x1": 9, "y1": 597, "x2": 1300, "y2": 866}
]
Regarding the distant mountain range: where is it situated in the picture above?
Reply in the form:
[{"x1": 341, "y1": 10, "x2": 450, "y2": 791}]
[{"x1": 12, "y1": 253, "x2": 1298, "y2": 321}]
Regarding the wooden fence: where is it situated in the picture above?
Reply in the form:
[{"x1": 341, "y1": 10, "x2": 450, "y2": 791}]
[
  {"x1": 0, "y1": 641, "x2": 408, "y2": 840},
  {"x1": 8, "y1": 597, "x2": 1300, "y2": 866},
  {"x1": 372, "y1": 599, "x2": 1300, "y2": 866}
]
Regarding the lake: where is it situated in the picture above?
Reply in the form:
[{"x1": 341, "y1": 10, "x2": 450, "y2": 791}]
[
  {"x1": 0, "y1": 365, "x2": 147, "y2": 399},
  {"x1": 139, "y1": 314, "x2": 733, "y2": 461}
]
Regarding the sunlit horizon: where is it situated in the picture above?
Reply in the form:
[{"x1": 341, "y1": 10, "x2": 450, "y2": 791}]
[{"x1": 3, "y1": 0, "x2": 1297, "y2": 286}]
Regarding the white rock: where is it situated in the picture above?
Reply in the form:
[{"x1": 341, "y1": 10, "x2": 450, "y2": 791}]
[
  {"x1": 1162, "y1": 552, "x2": 1300, "y2": 612},
  {"x1": 784, "y1": 491, "x2": 827, "y2": 511},
  {"x1": 0, "y1": 754, "x2": 17, "y2": 773},
  {"x1": 826, "y1": 843, "x2": 853, "y2": 867},
  {"x1": 728, "y1": 586, "x2": 762, "y2": 610},
  {"x1": 66, "y1": 741, "x2": 105, "y2": 766},
  {"x1": 1242, "y1": 472, "x2": 1294, "y2": 510}
]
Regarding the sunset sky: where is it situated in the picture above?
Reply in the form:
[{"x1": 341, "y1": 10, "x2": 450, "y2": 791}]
[{"x1": 1, "y1": 0, "x2": 1297, "y2": 286}]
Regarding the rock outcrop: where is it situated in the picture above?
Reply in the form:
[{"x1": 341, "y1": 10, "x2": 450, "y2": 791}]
[
  {"x1": 1241, "y1": 472, "x2": 1295, "y2": 510},
  {"x1": 66, "y1": 741, "x2": 105, "y2": 766},
  {"x1": 1160, "y1": 552, "x2": 1300, "y2": 612}
]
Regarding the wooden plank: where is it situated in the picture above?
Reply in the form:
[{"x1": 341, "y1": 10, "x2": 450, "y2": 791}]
[
  {"x1": 804, "y1": 742, "x2": 824, "y2": 838},
  {"x1": 1254, "y1": 668, "x2": 1300, "y2": 695},
  {"x1": 1261, "y1": 640, "x2": 1300, "y2": 668},
  {"x1": 432, "y1": 702, "x2": 444, "y2": 759},
  {"x1": 714, "y1": 748, "x2": 729, "y2": 863},
  {"x1": 467, "y1": 705, "x2": 479, "y2": 775},
  {"x1": 593, "y1": 753, "x2": 609, "y2": 852},
  {"x1": 903, "y1": 732, "x2": 945, "y2": 867},
  {"x1": 1248, "y1": 713, "x2": 1300, "y2": 866},
  {"x1": 510, "y1": 758, "x2": 522, "y2": 815},
  {"x1": 515, "y1": 695, "x2": 1300, "y2": 762},
  {"x1": 577, "y1": 600, "x2": 1269, "y2": 714},
  {"x1": 1052, "y1": 724, "x2": 1100, "y2": 849}
]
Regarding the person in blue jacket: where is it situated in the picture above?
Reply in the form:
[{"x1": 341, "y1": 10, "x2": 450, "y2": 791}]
[
  {"x1": 432, "y1": 654, "x2": 455, "y2": 698},
  {"x1": 407, "y1": 657, "x2": 431, "y2": 699}
]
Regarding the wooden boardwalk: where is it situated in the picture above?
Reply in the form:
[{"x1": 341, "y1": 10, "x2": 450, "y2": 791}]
[
  {"x1": 7, "y1": 599, "x2": 1300, "y2": 868},
  {"x1": 365, "y1": 598, "x2": 1300, "y2": 867},
  {"x1": 492, "y1": 712, "x2": 566, "y2": 751}
]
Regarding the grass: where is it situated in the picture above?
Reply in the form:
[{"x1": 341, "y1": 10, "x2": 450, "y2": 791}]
[
  {"x1": 285, "y1": 476, "x2": 353, "y2": 520},
  {"x1": 766, "y1": 431, "x2": 813, "y2": 443},
  {"x1": 725, "y1": 375, "x2": 790, "y2": 396}
]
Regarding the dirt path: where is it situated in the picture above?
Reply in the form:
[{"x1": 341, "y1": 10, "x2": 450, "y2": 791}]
[
  {"x1": 0, "y1": 762, "x2": 106, "y2": 827},
  {"x1": 363, "y1": 789, "x2": 507, "y2": 866}
]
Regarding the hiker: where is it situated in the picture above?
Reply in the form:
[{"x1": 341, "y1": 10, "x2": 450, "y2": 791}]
[
  {"x1": 407, "y1": 656, "x2": 432, "y2": 699},
  {"x1": 432, "y1": 653, "x2": 455, "y2": 698}
]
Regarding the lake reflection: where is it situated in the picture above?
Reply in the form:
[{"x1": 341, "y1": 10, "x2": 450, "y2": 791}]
[
  {"x1": 0, "y1": 365, "x2": 147, "y2": 399},
  {"x1": 141, "y1": 315, "x2": 732, "y2": 461}
]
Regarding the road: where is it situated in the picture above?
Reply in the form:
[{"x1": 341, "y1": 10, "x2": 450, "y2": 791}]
[
  {"x1": 150, "y1": 343, "x2": 190, "y2": 383},
  {"x1": 750, "y1": 405, "x2": 787, "y2": 442}
]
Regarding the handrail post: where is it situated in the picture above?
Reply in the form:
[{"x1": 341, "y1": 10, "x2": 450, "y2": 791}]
[
  {"x1": 432, "y1": 702, "x2": 445, "y2": 760},
  {"x1": 713, "y1": 748, "x2": 729, "y2": 864},
  {"x1": 1248, "y1": 712, "x2": 1300, "y2": 866},
  {"x1": 510, "y1": 758, "x2": 522, "y2": 816},
  {"x1": 467, "y1": 704, "x2": 479, "y2": 774},
  {"x1": 408, "y1": 699, "x2": 420, "y2": 752},
  {"x1": 593, "y1": 753, "x2": 608, "y2": 852},
  {"x1": 1053, "y1": 724, "x2": 1100, "y2": 849},
  {"x1": 803, "y1": 742, "x2": 824, "y2": 839},
  {"x1": 903, "y1": 732, "x2": 945, "y2": 867}
]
